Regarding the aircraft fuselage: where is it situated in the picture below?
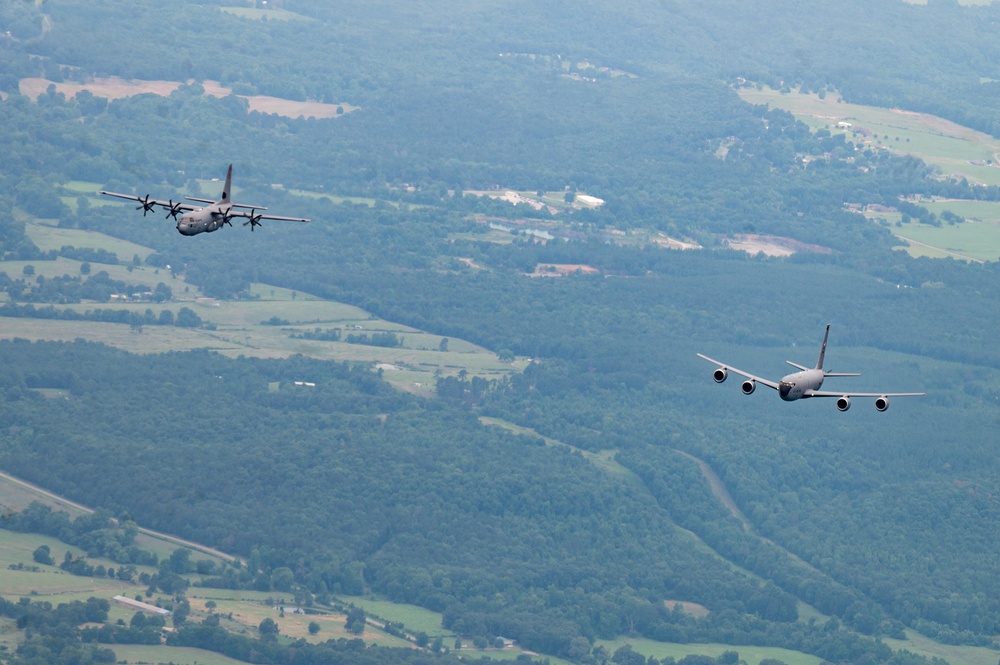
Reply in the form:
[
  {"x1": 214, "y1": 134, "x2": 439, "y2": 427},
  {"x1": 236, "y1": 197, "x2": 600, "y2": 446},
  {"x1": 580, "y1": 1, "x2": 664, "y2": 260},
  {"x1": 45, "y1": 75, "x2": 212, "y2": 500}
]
[
  {"x1": 778, "y1": 368, "x2": 825, "y2": 401},
  {"x1": 176, "y1": 204, "x2": 232, "y2": 236}
]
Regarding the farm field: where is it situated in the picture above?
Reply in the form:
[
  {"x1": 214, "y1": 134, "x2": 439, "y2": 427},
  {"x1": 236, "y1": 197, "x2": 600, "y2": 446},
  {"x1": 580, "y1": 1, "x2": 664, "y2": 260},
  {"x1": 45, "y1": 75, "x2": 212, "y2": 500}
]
[
  {"x1": 739, "y1": 87, "x2": 1000, "y2": 261},
  {"x1": 893, "y1": 219, "x2": 1000, "y2": 262},
  {"x1": 861, "y1": 201, "x2": 1000, "y2": 262},
  {"x1": 737, "y1": 86, "x2": 1000, "y2": 186},
  {"x1": 19, "y1": 76, "x2": 355, "y2": 120},
  {"x1": 597, "y1": 636, "x2": 821, "y2": 665},
  {"x1": 1, "y1": 220, "x2": 525, "y2": 392}
]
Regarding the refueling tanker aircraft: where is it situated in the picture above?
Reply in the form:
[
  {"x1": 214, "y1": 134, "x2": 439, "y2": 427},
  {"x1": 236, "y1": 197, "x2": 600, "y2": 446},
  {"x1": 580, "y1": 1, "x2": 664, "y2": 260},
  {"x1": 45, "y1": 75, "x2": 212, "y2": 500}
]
[
  {"x1": 697, "y1": 325, "x2": 924, "y2": 412},
  {"x1": 100, "y1": 164, "x2": 310, "y2": 235}
]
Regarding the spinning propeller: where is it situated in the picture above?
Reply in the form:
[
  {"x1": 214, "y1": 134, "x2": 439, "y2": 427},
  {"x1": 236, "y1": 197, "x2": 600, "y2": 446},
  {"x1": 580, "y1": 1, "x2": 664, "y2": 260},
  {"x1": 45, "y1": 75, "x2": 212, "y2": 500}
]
[
  {"x1": 135, "y1": 195, "x2": 156, "y2": 216},
  {"x1": 243, "y1": 208, "x2": 264, "y2": 232},
  {"x1": 164, "y1": 200, "x2": 184, "y2": 220}
]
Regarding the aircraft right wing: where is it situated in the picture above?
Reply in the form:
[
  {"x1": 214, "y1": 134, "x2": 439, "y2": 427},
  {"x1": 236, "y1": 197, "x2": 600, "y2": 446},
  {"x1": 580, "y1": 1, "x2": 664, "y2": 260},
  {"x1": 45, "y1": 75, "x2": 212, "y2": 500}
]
[
  {"x1": 805, "y1": 389, "x2": 926, "y2": 398},
  {"x1": 228, "y1": 210, "x2": 311, "y2": 223},
  {"x1": 100, "y1": 191, "x2": 197, "y2": 218},
  {"x1": 696, "y1": 353, "x2": 780, "y2": 391}
]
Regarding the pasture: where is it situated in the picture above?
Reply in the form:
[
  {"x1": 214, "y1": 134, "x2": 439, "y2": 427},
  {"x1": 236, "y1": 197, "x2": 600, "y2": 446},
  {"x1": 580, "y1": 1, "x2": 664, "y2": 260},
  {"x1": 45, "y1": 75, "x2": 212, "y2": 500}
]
[
  {"x1": 869, "y1": 200, "x2": 1000, "y2": 262},
  {"x1": 103, "y1": 645, "x2": 248, "y2": 665},
  {"x1": 597, "y1": 636, "x2": 821, "y2": 665},
  {"x1": 738, "y1": 86, "x2": 1000, "y2": 186},
  {"x1": 24, "y1": 218, "x2": 155, "y2": 260},
  {"x1": 882, "y1": 629, "x2": 1000, "y2": 665},
  {"x1": 19, "y1": 76, "x2": 354, "y2": 120},
  {"x1": 1, "y1": 220, "x2": 525, "y2": 390},
  {"x1": 341, "y1": 596, "x2": 455, "y2": 638},
  {"x1": 220, "y1": 6, "x2": 314, "y2": 21},
  {"x1": 739, "y1": 87, "x2": 1000, "y2": 261}
]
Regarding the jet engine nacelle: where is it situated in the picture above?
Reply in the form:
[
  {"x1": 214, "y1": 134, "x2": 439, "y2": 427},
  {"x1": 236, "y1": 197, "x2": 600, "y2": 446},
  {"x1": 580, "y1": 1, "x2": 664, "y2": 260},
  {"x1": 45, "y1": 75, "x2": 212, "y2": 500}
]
[
  {"x1": 875, "y1": 396, "x2": 890, "y2": 412},
  {"x1": 741, "y1": 379, "x2": 756, "y2": 395},
  {"x1": 836, "y1": 396, "x2": 851, "y2": 412},
  {"x1": 712, "y1": 368, "x2": 728, "y2": 383}
]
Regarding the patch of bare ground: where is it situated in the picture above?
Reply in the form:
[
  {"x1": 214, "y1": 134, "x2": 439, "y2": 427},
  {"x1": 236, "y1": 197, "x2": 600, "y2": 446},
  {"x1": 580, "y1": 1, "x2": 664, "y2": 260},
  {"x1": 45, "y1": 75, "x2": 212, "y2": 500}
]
[
  {"x1": 18, "y1": 76, "x2": 353, "y2": 120},
  {"x1": 531, "y1": 263, "x2": 600, "y2": 276},
  {"x1": 653, "y1": 233, "x2": 701, "y2": 250},
  {"x1": 726, "y1": 234, "x2": 834, "y2": 257},
  {"x1": 664, "y1": 600, "x2": 711, "y2": 618}
]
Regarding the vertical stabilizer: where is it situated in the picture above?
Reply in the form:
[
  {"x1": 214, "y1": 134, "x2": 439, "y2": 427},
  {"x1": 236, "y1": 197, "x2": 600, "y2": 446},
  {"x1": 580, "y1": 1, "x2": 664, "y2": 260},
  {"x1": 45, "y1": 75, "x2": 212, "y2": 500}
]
[
  {"x1": 816, "y1": 324, "x2": 831, "y2": 370},
  {"x1": 221, "y1": 164, "x2": 233, "y2": 203}
]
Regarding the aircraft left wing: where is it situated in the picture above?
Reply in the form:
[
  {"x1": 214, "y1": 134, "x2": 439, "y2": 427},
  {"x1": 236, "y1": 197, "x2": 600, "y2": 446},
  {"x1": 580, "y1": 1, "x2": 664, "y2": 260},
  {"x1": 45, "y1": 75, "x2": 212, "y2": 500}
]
[
  {"x1": 100, "y1": 191, "x2": 197, "y2": 217},
  {"x1": 696, "y1": 354, "x2": 780, "y2": 391}
]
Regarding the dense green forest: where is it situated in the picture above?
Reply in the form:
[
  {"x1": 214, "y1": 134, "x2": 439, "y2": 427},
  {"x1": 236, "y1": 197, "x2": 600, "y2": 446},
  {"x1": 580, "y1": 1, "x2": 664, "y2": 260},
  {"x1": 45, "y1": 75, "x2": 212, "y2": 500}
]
[{"x1": 2, "y1": 1, "x2": 1000, "y2": 664}]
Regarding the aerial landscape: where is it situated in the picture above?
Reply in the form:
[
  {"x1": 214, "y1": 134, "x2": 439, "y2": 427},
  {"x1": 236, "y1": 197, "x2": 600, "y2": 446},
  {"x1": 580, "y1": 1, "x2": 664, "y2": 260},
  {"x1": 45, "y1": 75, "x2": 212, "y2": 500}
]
[{"x1": 1, "y1": 1, "x2": 1000, "y2": 665}]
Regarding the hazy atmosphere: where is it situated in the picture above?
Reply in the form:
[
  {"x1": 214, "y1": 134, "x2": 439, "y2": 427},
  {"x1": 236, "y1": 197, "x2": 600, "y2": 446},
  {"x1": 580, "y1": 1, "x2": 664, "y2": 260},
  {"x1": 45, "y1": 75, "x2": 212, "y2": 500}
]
[{"x1": 1, "y1": 1, "x2": 999, "y2": 665}]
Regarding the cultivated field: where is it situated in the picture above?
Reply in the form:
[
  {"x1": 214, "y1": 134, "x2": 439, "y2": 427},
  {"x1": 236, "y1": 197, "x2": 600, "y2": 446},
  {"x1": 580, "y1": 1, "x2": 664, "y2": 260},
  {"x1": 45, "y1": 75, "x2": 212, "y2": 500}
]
[
  {"x1": 863, "y1": 200, "x2": 1000, "y2": 262},
  {"x1": 597, "y1": 636, "x2": 821, "y2": 665},
  {"x1": 2, "y1": 218, "x2": 525, "y2": 392},
  {"x1": 739, "y1": 86, "x2": 1000, "y2": 261},
  {"x1": 19, "y1": 76, "x2": 355, "y2": 120},
  {"x1": 738, "y1": 86, "x2": 1000, "y2": 187}
]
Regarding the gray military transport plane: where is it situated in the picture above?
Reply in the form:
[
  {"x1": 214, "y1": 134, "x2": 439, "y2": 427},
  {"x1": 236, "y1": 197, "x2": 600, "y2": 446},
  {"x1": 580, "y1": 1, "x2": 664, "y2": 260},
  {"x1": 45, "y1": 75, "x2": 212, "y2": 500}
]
[
  {"x1": 100, "y1": 164, "x2": 310, "y2": 235},
  {"x1": 697, "y1": 325, "x2": 924, "y2": 411}
]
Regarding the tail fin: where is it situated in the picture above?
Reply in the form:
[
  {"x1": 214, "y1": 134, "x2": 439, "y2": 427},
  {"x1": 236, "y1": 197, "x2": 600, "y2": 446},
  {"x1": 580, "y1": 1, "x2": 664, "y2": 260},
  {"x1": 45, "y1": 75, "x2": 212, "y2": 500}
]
[
  {"x1": 221, "y1": 164, "x2": 233, "y2": 203},
  {"x1": 815, "y1": 324, "x2": 831, "y2": 370}
]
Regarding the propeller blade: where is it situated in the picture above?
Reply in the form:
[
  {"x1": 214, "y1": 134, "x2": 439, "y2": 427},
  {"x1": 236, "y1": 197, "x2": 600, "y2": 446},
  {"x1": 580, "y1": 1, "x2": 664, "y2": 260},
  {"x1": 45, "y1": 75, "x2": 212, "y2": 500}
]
[
  {"x1": 242, "y1": 208, "x2": 263, "y2": 232},
  {"x1": 164, "y1": 200, "x2": 183, "y2": 220},
  {"x1": 135, "y1": 195, "x2": 156, "y2": 216}
]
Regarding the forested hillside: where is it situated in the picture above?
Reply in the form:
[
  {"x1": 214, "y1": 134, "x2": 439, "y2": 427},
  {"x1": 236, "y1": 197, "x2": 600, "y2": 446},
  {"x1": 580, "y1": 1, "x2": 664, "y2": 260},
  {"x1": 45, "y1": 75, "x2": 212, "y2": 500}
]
[{"x1": 1, "y1": 1, "x2": 1000, "y2": 664}]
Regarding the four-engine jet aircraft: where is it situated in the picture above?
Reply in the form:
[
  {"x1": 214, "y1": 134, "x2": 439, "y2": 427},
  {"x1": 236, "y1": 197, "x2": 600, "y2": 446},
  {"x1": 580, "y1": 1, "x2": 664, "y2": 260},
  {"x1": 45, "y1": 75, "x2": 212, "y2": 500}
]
[
  {"x1": 697, "y1": 325, "x2": 924, "y2": 411},
  {"x1": 100, "y1": 164, "x2": 310, "y2": 236}
]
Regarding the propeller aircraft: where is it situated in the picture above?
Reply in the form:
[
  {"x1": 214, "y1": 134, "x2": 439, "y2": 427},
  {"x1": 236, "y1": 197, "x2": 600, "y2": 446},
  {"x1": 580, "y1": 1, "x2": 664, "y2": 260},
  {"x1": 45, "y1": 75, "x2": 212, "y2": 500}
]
[{"x1": 100, "y1": 164, "x2": 310, "y2": 235}]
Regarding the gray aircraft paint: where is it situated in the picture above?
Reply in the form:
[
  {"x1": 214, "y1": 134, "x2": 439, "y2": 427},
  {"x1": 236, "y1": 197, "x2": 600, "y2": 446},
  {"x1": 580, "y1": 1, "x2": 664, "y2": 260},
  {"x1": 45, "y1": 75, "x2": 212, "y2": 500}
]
[
  {"x1": 697, "y1": 324, "x2": 924, "y2": 412},
  {"x1": 101, "y1": 164, "x2": 310, "y2": 236}
]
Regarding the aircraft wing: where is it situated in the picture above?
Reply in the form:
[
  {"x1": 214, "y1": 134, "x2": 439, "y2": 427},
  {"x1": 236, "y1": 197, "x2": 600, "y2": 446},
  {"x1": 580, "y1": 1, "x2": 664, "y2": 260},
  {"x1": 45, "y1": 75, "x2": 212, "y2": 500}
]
[
  {"x1": 100, "y1": 191, "x2": 197, "y2": 214},
  {"x1": 805, "y1": 389, "x2": 925, "y2": 398},
  {"x1": 229, "y1": 210, "x2": 311, "y2": 223},
  {"x1": 696, "y1": 353, "x2": 780, "y2": 391}
]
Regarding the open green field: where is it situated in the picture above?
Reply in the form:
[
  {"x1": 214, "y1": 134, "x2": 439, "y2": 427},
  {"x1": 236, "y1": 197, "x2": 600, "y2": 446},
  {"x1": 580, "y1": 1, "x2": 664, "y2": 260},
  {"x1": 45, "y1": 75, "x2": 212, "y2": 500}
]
[
  {"x1": 341, "y1": 596, "x2": 456, "y2": 638},
  {"x1": 598, "y1": 636, "x2": 821, "y2": 665},
  {"x1": 24, "y1": 217, "x2": 155, "y2": 260},
  {"x1": 883, "y1": 629, "x2": 1000, "y2": 665},
  {"x1": 1, "y1": 220, "x2": 526, "y2": 392},
  {"x1": 894, "y1": 219, "x2": 1000, "y2": 262},
  {"x1": 863, "y1": 200, "x2": 1000, "y2": 262},
  {"x1": 739, "y1": 87, "x2": 1000, "y2": 261},
  {"x1": 0, "y1": 472, "x2": 987, "y2": 665},
  {"x1": 738, "y1": 86, "x2": 1000, "y2": 186},
  {"x1": 104, "y1": 645, "x2": 250, "y2": 665},
  {"x1": 220, "y1": 6, "x2": 315, "y2": 21}
]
